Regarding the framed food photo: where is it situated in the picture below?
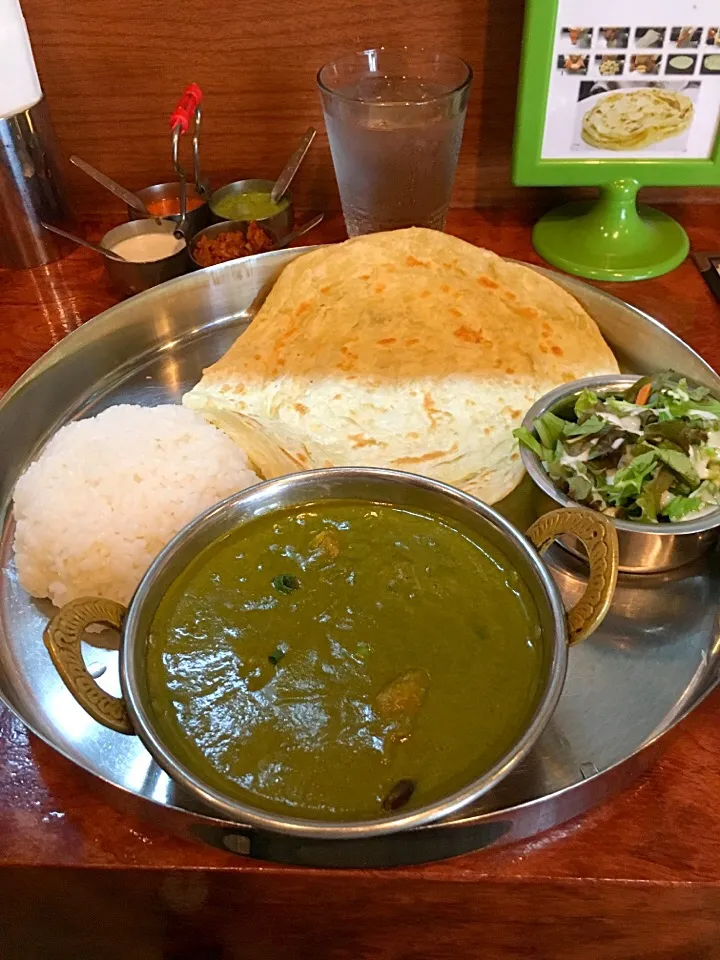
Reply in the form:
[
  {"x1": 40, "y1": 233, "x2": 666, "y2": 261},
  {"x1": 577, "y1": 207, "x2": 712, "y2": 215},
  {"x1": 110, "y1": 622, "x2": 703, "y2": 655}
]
[{"x1": 512, "y1": 0, "x2": 720, "y2": 280}]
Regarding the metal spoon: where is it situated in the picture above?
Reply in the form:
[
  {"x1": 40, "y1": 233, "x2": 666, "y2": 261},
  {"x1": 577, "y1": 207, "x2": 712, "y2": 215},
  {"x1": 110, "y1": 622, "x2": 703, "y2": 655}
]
[
  {"x1": 70, "y1": 155, "x2": 161, "y2": 223},
  {"x1": 270, "y1": 127, "x2": 317, "y2": 205},
  {"x1": 272, "y1": 212, "x2": 324, "y2": 249},
  {"x1": 41, "y1": 222, "x2": 128, "y2": 262}
]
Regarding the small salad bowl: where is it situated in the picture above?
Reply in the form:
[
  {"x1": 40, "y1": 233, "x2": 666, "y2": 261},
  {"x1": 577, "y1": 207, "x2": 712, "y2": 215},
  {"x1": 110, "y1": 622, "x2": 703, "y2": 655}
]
[{"x1": 518, "y1": 374, "x2": 720, "y2": 573}]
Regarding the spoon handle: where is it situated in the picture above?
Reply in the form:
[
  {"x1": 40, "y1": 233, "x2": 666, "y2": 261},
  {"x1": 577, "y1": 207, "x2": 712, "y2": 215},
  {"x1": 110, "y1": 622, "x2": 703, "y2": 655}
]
[
  {"x1": 273, "y1": 212, "x2": 325, "y2": 249},
  {"x1": 271, "y1": 127, "x2": 317, "y2": 205},
  {"x1": 70, "y1": 155, "x2": 149, "y2": 217},
  {"x1": 40, "y1": 222, "x2": 127, "y2": 262}
]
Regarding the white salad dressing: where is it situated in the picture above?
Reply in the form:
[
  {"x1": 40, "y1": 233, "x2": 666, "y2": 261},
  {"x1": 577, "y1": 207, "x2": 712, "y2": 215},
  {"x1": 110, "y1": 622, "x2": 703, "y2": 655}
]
[
  {"x1": 110, "y1": 233, "x2": 186, "y2": 263},
  {"x1": 689, "y1": 446, "x2": 710, "y2": 480},
  {"x1": 665, "y1": 387, "x2": 687, "y2": 402},
  {"x1": 687, "y1": 409, "x2": 719, "y2": 421},
  {"x1": 597, "y1": 411, "x2": 642, "y2": 434},
  {"x1": 560, "y1": 448, "x2": 589, "y2": 468}
]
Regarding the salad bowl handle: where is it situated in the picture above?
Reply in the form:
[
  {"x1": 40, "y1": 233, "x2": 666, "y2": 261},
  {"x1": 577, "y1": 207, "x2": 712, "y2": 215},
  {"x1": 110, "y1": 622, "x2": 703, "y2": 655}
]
[
  {"x1": 43, "y1": 597, "x2": 134, "y2": 734},
  {"x1": 527, "y1": 508, "x2": 619, "y2": 645}
]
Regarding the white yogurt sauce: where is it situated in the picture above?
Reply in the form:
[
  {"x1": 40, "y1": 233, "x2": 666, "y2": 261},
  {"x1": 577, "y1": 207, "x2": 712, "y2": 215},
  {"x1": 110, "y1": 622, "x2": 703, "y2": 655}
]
[{"x1": 110, "y1": 233, "x2": 186, "y2": 263}]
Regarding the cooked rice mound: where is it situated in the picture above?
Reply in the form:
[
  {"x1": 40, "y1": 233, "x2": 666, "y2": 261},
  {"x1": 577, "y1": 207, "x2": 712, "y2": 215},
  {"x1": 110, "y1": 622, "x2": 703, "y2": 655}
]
[{"x1": 12, "y1": 404, "x2": 260, "y2": 607}]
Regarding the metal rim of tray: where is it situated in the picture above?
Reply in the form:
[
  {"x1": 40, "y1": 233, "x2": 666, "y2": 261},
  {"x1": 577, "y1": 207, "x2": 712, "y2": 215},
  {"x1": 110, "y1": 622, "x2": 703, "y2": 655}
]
[{"x1": 1, "y1": 244, "x2": 719, "y2": 868}]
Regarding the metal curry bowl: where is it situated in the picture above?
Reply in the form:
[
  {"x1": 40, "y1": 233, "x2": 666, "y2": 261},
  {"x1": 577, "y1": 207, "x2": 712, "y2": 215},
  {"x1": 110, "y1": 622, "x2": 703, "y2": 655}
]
[
  {"x1": 209, "y1": 178, "x2": 294, "y2": 238},
  {"x1": 520, "y1": 375, "x2": 720, "y2": 573},
  {"x1": 99, "y1": 220, "x2": 191, "y2": 298},
  {"x1": 129, "y1": 181, "x2": 212, "y2": 239},
  {"x1": 188, "y1": 219, "x2": 283, "y2": 270},
  {"x1": 43, "y1": 467, "x2": 617, "y2": 840}
]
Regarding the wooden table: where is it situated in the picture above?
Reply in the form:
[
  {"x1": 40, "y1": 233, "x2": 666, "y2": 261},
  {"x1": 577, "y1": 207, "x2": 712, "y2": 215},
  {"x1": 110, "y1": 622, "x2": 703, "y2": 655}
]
[{"x1": 2, "y1": 209, "x2": 720, "y2": 960}]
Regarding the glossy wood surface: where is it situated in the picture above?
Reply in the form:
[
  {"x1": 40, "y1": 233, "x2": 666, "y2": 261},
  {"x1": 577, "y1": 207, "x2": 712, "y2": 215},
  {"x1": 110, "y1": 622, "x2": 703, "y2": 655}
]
[
  {"x1": 1, "y1": 209, "x2": 720, "y2": 959},
  {"x1": 20, "y1": 0, "x2": 720, "y2": 215}
]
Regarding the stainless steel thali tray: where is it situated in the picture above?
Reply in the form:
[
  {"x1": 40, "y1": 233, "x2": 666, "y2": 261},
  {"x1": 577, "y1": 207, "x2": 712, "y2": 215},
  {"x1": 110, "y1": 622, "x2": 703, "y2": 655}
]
[{"x1": 1, "y1": 246, "x2": 719, "y2": 868}]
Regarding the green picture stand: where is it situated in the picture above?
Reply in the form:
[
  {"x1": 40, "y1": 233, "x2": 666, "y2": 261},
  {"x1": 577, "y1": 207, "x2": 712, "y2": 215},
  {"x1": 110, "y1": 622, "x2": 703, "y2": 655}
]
[
  {"x1": 532, "y1": 179, "x2": 689, "y2": 281},
  {"x1": 513, "y1": 2, "x2": 720, "y2": 282}
]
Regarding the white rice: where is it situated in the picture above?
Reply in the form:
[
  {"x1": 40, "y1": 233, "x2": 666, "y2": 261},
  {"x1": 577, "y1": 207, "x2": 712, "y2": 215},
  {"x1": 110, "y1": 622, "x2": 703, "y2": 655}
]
[{"x1": 12, "y1": 404, "x2": 260, "y2": 608}]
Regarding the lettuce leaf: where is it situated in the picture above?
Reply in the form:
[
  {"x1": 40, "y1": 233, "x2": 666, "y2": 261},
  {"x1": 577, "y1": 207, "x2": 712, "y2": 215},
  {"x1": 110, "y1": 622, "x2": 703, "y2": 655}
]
[
  {"x1": 662, "y1": 495, "x2": 704, "y2": 522},
  {"x1": 607, "y1": 451, "x2": 658, "y2": 502},
  {"x1": 514, "y1": 427, "x2": 547, "y2": 460},
  {"x1": 574, "y1": 389, "x2": 599, "y2": 419},
  {"x1": 694, "y1": 480, "x2": 720, "y2": 506},
  {"x1": 686, "y1": 382, "x2": 712, "y2": 402},
  {"x1": 655, "y1": 447, "x2": 700, "y2": 488},
  {"x1": 635, "y1": 467, "x2": 674, "y2": 522},
  {"x1": 568, "y1": 474, "x2": 593, "y2": 502},
  {"x1": 534, "y1": 412, "x2": 567, "y2": 451},
  {"x1": 603, "y1": 397, "x2": 644, "y2": 418},
  {"x1": 563, "y1": 416, "x2": 608, "y2": 439},
  {"x1": 643, "y1": 420, "x2": 707, "y2": 452},
  {"x1": 665, "y1": 396, "x2": 720, "y2": 420}
]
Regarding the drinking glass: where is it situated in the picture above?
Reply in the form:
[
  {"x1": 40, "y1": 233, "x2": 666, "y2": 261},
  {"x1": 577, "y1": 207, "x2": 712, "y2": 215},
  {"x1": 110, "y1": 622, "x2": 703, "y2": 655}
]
[{"x1": 317, "y1": 48, "x2": 472, "y2": 237}]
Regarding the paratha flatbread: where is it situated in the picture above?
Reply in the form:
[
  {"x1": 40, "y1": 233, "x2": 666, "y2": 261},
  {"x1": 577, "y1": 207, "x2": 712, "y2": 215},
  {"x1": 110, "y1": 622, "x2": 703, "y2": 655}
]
[
  {"x1": 184, "y1": 229, "x2": 618, "y2": 503},
  {"x1": 582, "y1": 88, "x2": 693, "y2": 151}
]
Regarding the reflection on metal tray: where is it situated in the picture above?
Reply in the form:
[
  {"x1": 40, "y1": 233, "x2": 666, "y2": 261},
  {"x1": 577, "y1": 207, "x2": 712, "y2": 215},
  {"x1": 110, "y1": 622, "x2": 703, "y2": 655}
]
[{"x1": 1, "y1": 247, "x2": 719, "y2": 868}]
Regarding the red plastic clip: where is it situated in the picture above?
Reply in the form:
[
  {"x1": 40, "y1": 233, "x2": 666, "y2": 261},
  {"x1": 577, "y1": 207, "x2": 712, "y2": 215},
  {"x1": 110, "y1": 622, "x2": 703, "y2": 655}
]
[{"x1": 169, "y1": 83, "x2": 203, "y2": 134}]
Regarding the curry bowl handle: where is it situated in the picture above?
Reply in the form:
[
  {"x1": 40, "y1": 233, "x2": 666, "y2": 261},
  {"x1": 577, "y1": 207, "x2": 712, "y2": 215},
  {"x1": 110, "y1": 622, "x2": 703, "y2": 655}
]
[
  {"x1": 43, "y1": 597, "x2": 134, "y2": 735},
  {"x1": 526, "y1": 508, "x2": 619, "y2": 646}
]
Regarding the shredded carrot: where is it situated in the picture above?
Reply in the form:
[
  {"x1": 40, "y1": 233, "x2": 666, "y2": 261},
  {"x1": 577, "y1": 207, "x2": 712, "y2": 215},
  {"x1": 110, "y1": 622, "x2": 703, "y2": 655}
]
[{"x1": 636, "y1": 383, "x2": 652, "y2": 405}]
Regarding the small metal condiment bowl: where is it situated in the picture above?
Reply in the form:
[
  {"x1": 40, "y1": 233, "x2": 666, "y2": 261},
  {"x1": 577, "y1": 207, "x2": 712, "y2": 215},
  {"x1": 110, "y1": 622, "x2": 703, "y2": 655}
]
[
  {"x1": 520, "y1": 374, "x2": 720, "y2": 574},
  {"x1": 127, "y1": 182, "x2": 212, "y2": 239},
  {"x1": 209, "y1": 177, "x2": 294, "y2": 238},
  {"x1": 100, "y1": 220, "x2": 191, "y2": 298},
  {"x1": 188, "y1": 219, "x2": 281, "y2": 269},
  {"x1": 44, "y1": 467, "x2": 617, "y2": 840}
]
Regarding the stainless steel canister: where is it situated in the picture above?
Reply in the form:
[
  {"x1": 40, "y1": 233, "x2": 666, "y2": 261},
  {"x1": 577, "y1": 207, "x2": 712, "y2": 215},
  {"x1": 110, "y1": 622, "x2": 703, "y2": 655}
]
[{"x1": 0, "y1": 97, "x2": 74, "y2": 269}]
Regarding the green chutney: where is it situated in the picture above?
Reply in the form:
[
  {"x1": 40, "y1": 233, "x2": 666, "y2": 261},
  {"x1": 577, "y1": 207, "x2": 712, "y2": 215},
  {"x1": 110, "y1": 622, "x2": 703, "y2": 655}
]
[
  {"x1": 212, "y1": 190, "x2": 289, "y2": 221},
  {"x1": 146, "y1": 501, "x2": 547, "y2": 820}
]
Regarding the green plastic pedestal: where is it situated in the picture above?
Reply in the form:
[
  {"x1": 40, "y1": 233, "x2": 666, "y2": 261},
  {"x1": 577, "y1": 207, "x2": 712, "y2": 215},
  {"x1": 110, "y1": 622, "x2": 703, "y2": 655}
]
[{"x1": 532, "y1": 179, "x2": 689, "y2": 282}]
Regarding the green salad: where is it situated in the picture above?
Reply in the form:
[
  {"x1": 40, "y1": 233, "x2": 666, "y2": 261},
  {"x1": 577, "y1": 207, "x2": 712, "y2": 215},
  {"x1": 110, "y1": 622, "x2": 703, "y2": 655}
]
[{"x1": 514, "y1": 372, "x2": 720, "y2": 524}]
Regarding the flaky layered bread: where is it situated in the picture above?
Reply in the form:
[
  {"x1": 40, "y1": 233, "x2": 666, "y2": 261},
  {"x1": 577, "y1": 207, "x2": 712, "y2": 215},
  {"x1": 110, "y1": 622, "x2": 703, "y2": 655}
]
[
  {"x1": 582, "y1": 88, "x2": 693, "y2": 151},
  {"x1": 184, "y1": 228, "x2": 618, "y2": 502}
]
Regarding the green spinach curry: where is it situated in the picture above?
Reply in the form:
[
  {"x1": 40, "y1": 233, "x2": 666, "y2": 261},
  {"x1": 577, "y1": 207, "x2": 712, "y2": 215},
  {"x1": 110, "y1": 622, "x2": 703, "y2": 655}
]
[{"x1": 147, "y1": 501, "x2": 546, "y2": 820}]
